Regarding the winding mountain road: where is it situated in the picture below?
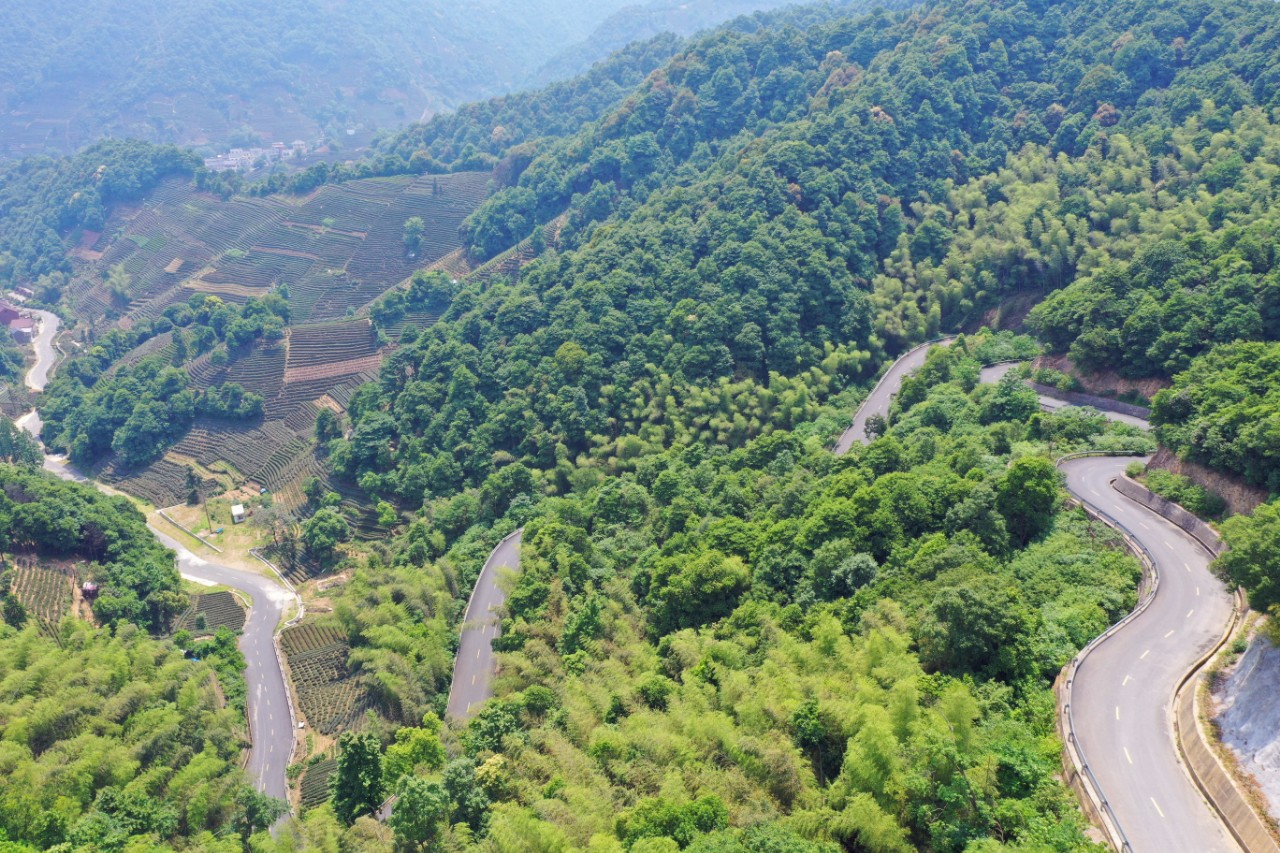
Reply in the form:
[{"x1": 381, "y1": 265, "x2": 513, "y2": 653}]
[
  {"x1": 1062, "y1": 456, "x2": 1238, "y2": 852},
  {"x1": 850, "y1": 343, "x2": 1238, "y2": 852},
  {"x1": 834, "y1": 337, "x2": 955, "y2": 454},
  {"x1": 13, "y1": 335, "x2": 297, "y2": 804},
  {"x1": 426, "y1": 339, "x2": 1242, "y2": 851},
  {"x1": 22, "y1": 309, "x2": 60, "y2": 392}
]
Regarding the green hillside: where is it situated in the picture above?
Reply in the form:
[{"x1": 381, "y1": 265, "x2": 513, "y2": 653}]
[{"x1": 7, "y1": 0, "x2": 1280, "y2": 849}]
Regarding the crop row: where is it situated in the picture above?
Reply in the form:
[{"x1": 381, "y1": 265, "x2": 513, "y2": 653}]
[
  {"x1": 251, "y1": 438, "x2": 314, "y2": 491},
  {"x1": 283, "y1": 401, "x2": 321, "y2": 436},
  {"x1": 174, "y1": 591, "x2": 246, "y2": 634},
  {"x1": 100, "y1": 456, "x2": 217, "y2": 509},
  {"x1": 281, "y1": 622, "x2": 347, "y2": 655},
  {"x1": 286, "y1": 321, "x2": 378, "y2": 368},
  {"x1": 108, "y1": 331, "x2": 175, "y2": 375},
  {"x1": 282, "y1": 623, "x2": 370, "y2": 734},
  {"x1": 187, "y1": 342, "x2": 286, "y2": 397},
  {"x1": 283, "y1": 352, "x2": 383, "y2": 386},
  {"x1": 203, "y1": 250, "x2": 314, "y2": 289},
  {"x1": 299, "y1": 757, "x2": 338, "y2": 809},
  {"x1": 9, "y1": 562, "x2": 73, "y2": 637}
]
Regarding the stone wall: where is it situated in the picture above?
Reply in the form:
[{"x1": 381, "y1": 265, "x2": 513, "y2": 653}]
[{"x1": 1028, "y1": 381, "x2": 1152, "y2": 420}]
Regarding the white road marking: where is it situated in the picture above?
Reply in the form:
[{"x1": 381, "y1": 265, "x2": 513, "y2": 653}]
[
  {"x1": 1138, "y1": 520, "x2": 1151, "y2": 531},
  {"x1": 1185, "y1": 562, "x2": 1192, "y2": 572},
  {"x1": 1196, "y1": 587, "x2": 1200, "y2": 596},
  {"x1": 1164, "y1": 630, "x2": 1175, "y2": 638},
  {"x1": 1151, "y1": 797, "x2": 1165, "y2": 819},
  {"x1": 1122, "y1": 675, "x2": 1132, "y2": 686},
  {"x1": 1124, "y1": 747, "x2": 1133, "y2": 765},
  {"x1": 1186, "y1": 609, "x2": 1194, "y2": 618},
  {"x1": 1140, "y1": 649, "x2": 1151, "y2": 659},
  {"x1": 1115, "y1": 706, "x2": 1120, "y2": 720},
  {"x1": 471, "y1": 674, "x2": 477, "y2": 686}
]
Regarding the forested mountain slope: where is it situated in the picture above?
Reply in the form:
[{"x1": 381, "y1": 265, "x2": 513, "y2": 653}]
[
  {"x1": 336, "y1": 0, "x2": 1280, "y2": 502},
  {"x1": 8, "y1": 0, "x2": 1280, "y2": 848},
  {"x1": 0, "y1": 0, "x2": 664, "y2": 157}
]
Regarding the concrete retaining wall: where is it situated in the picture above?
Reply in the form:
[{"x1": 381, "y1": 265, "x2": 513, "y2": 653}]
[
  {"x1": 1174, "y1": 603, "x2": 1280, "y2": 853},
  {"x1": 1113, "y1": 476, "x2": 1226, "y2": 558},
  {"x1": 1028, "y1": 382, "x2": 1152, "y2": 419},
  {"x1": 1063, "y1": 474, "x2": 1279, "y2": 852}
]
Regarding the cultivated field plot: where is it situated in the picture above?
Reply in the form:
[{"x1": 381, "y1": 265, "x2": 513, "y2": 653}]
[
  {"x1": 281, "y1": 622, "x2": 371, "y2": 735},
  {"x1": 4, "y1": 559, "x2": 75, "y2": 637},
  {"x1": 187, "y1": 342, "x2": 288, "y2": 401},
  {"x1": 299, "y1": 756, "x2": 338, "y2": 810},
  {"x1": 286, "y1": 320, "x2": 379, "y2": 369},
  {"x1": 174, "y1": 590, "x2": 246, "y2": 634},
  {"x1": 69, "y1": 171, "x2": 491, "y2": 330},
  {"x1": 97, "y1": 456, "x2": 219, "y2": 508}
]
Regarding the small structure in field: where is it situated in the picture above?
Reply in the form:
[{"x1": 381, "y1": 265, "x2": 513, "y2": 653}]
[
  {"x1": 81, "y1": 581, "x2": 99, "y2": 600},
  {"x1": 231, "y1": 504, "x2": 246, "y2": 524}
]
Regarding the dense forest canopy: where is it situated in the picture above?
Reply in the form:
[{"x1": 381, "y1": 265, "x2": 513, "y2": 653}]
[
  {"x1": 0, "y1": 622, "x2": 281, "y2": 851},
  {"x1": 324, "y1": 0, "x2": 1280, "y2": 514},
  {"x1": 300, "y1": 335, "x2": 1152, "y2": 852}
]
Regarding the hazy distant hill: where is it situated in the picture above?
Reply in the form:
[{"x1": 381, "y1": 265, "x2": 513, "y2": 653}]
[
  {"x1": 0, "y1": 0, "x2": 648, "y2": 158},
  {"x1": 529, "y1": 0, "x2": 810, "y2": 86}
]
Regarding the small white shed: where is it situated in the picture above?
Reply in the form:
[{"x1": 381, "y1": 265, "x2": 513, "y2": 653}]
[{"x1": 231, "y1": 504, "x2": 246, "y2": 524}]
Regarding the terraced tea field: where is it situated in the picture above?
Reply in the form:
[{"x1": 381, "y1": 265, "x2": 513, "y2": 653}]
[
  {"x1": 56, "y1": 168, "x2": 542, "y2": 523},
  {"x1": 299, "y1": 756, "x2": 338, "y2": 810},
  {"x1": 174, "y1": 590, "x2": 246, "y2": 634},
  {"x1": 67, "y1": 170, "x2": 491, "y2": 330},
  {"x1": 97, "y1": 456, "x2": 220, "y2": 509},
  {"x1": 5, "y1": 560, "x2": 74, "y2": 637},
  {"x1": 281, "y1": 622, "x2": 371, "y2": 735}
]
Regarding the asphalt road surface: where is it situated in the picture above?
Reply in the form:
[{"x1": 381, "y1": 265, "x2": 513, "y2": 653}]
[
  {"x1": 1062, "y1": 456, "x2": 1238, "y2": 853},
  {"x1": 22, "y1": 309, "x2": 60, "y2": 392},
  {"x1": 446, "y1": 531, "x2": 522, "y2": 721},
  {"x1": 852, "y1": 343, "x2": 1237, "y2": 851},
  {"x1": 833, "y1": 337, "x2": 955, "y2": 454},
  {"x1": 15, "y1": 352, "x2": 296, "y2": 803}
]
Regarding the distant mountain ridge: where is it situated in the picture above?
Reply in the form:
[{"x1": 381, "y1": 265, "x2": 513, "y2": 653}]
[
  {"x1": 0, "y1": 0, "x2": 643, "y2": 158},
  {"x1": 0, "y1": 0, "x2": 835, "y2": 160}
]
